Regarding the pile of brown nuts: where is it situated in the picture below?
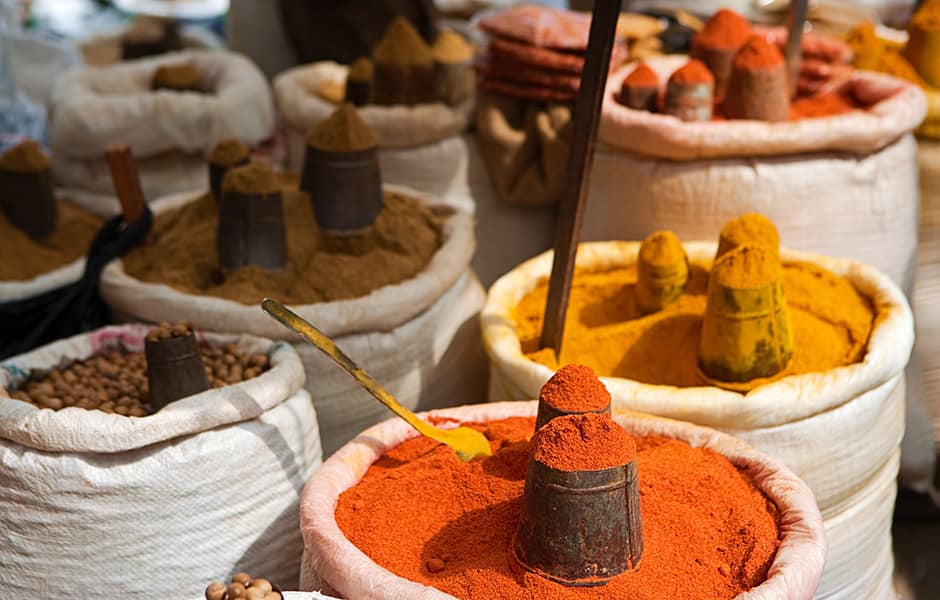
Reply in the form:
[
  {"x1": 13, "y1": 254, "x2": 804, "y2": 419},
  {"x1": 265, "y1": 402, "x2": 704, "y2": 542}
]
[
  {"x1": 7, "y1": 322, "x2": 271, "y2": 415},
  {"x1": 205, "y1": 572, "x2": 282, "y2": 600}
]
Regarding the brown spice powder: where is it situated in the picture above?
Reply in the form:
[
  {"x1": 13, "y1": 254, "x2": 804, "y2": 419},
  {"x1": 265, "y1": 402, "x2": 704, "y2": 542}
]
[
  {"x1": 348, "y1": 57, "x2": 375, "y2": 82},
  {"x1": 432, "y1": 30, "x2": 473, "y2": 63},
  {"x1": 306, "y1": 103, "x2": 379, "y2": 152},
  {"x1": 122, "y1": 173, "x2": 442, "y2": 305},
  {"x1": 0, "y1": 140, "x2": 51, "y2": 173},
  {"x1": 372, "y1": 17, "x2": 433, "y2": 67},
  {"x1": 221, "y1": 162, "x2": 279, "y2": 195},
  {"x1": 0, "y1": 198, "x2": 102, "y2": 281},
  {"x1": 209, "y1": 139, "x2": 249, "y2": 166}
]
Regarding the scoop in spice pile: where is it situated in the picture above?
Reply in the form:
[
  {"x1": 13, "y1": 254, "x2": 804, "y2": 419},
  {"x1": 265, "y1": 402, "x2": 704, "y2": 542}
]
[{"x1": 204, "y1": 572, "x2": 282, "y2": 600}]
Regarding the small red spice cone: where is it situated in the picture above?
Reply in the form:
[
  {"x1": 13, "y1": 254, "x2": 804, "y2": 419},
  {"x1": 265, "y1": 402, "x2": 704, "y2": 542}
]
[
  {"x1": 723, "y1": 35, "x2": 790, "y2": 122},
  {"x1": 535, "y1": 364, "x2": 611, "y2": 430},
  {"x1": 690, "y1": 9, "x2": 753, "y2": 101},
  {"x1": 663, "y1": 59, "x2": 714, "y2": 122},
  {"x1": 618, "y1": 62, "x2": 659, "y2": 112}
]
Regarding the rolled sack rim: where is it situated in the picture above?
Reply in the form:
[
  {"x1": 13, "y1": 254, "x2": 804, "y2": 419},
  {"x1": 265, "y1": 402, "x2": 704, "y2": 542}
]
[
  {"x1": 273, "y1": 61, "x2": 473, "y2": 149},
  {"x1": 49, "y1": 49, "x2": 276, "y2": 159},
  {"x1": 299, "y1": 401, "x2": 826, "y2": 600},
  {"x1": 0, "y1": 323, "x2": 306, "y2": 453},
  {"x1": 0, "y1": 256, "x2": 86, "y2": 303},
  {"x1": 599, "y1": 54, "x2": 927, "y2": 160},
  {"x1": 98, "y1": 184, "x2": 476, "y2": 340},
  {"x1": 481, "y1": 241, "x2": 914, "y2": 430}
]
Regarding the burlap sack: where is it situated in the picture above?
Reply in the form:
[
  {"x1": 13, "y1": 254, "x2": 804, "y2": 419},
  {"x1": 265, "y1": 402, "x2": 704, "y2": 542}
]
[
  {"x1": 0, "y1": 325, "x2": 321, "y2": 598},
  {"x1": 49, "y1": 50, "x2": 274, "y2": 206},
  {"x1": 298, "y1": 401, "x2": 826, "y2": 600},
  {"x1": 481, "y1": 241, "x2": 913, "y2": 600}
]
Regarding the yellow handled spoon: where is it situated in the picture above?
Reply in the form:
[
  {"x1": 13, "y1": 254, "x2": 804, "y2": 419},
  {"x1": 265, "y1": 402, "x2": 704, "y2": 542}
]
[{"x1": 261, "y1": 298, "x2": 492, "y2": 462}]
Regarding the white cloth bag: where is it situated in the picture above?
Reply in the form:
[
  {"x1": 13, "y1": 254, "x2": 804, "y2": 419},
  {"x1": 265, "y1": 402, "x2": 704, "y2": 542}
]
[
  {"x1": 481, "y1": 241, "x2": 913, "y2": 599},
  {"x1": 297, "y1": 401, "x2": 827, "y2": 600},
  {"x1": 49, "y1": 49, "x2": 275, "y2": 206},
  {"x1": 0, "y1": 324, "x2": 322, "y2": 598},
  {"x1": 99, "y1": 186, "x2": 488, "y2": 456}
]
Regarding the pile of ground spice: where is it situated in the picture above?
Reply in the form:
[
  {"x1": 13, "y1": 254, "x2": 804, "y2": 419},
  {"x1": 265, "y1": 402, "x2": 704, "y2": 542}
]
[
  {"x1": 532, "y1": 413, "x2": 635, "y2": 471},
  {"x1": 0, "y1": 140, "x2": 51, "y2": 173},
  {"x1": 209, "y1": 139, "x2": 249, "y2": 167},
  {"x1": 306, "y1": 104, "x2": 379, "y2": 153},
  {"x1": 372, "y1": 17, "x2": 433, "y2": 67},
  {"x1": 734, "y1": 35, "x2": 784, "y2": 70},
  {"x1": 669, "y1": 60, "x2": 713, "y2": 85},
  {"x1": 432, "y1": 30, "x2": 473, "y2": 63},
  {"x1": 539, "y1": 363, "x2": 610, "y2": 412},
  {"x1": 624, "y1": 62, "x2": 658, "y2": 88},
  {"x1": 515, "y1": 258, "x2": 873, "y2": 391},
  {"x1": 348, "y1": 57, "x2": 374, "y2": 82},
  {"x1": 221, "y1": 162, "x2": 279, "y2": 195},
  {"x1": 790, "y1": 92, "x2": 860, "y2": 118},
  {"x1": 714, "y1": 244, "x2": 779, "y2": 289},
  {"x1": 122, "y1": 173, "x2": 442, "y2": 305},
  {"x1": 336, "y1": 416, "x2": 780, "y2": 599},
  {"x1": 718, "y1": 213, "x2": 780, "y2": 255},
  {"x1": 0, "y1": 198, "x2": 101, "y2": 281},
  {"x1": 693, "y1": 8, "x2": 752, "y2": 51}
]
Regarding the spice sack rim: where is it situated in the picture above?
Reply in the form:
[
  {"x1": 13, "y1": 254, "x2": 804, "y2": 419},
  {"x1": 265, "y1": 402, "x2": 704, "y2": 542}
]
[
  {"x1": 274, "y1": 61, "x2": 474, "y2": 149},
  {"x1": 49, "y1": 49, "x2": 275, "y2": 159},
  {"x1": 482, "y1": 241, "x2": 914, "y2": 430},
  {"x1": 0, "y1": 254, "x2": 86, "y2": 302},
  {"x1": 99, "y1": 184, "x2": 476, "y2": 340},
  {"x1": 0, "y1": 324, "x2": 305, "y2": 453},
  {"x1": 299, "y1": 400, "x2": 826, "y2": 600},
  {"x1": 600, "y1": 54, "x2": 926, "y2": 160}
]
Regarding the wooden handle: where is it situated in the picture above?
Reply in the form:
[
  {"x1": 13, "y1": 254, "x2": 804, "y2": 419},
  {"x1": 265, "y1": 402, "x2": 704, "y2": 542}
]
[
  {"x1": 105, "y1": 144, "x2": 146, "y2": 225},
  {"x1": 540, "y1": 0, "x2": 623, "y2": 355},
  {"x1": 785, "y1": 0, "x2": 809, "y2": 98}
]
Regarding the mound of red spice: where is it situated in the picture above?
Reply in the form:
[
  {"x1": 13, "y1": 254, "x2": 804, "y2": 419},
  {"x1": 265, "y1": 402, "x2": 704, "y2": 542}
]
[
  {"x1": 532, "y1": 413, "x2": 634, "y2": 471},
  {"x1": 624, "y1": 62, "x2": 658, "y2": 88},
  {"x1": 539, "y1": 363, "x2": 611, "y2": 413},
  {"x1": 694, "y1": 8, "x2": 753, "y2": 50},
  {"x1": 335, "y1": 416, "x2": 781, "y2": 600},
  {"x1": 790, "y1": 92, "x2": 859, "y2": 118},
  {"x1": 669, "y1": 60, "x2": 714, "y2": 85},
  {"x1": 734, "y1": 35, "x2": 784, "y2": 70}
]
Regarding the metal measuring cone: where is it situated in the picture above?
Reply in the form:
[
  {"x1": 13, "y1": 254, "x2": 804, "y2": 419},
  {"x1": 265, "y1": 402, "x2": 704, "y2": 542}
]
[
  {"x1": 636, "y1": 230, "x2": 689, "y2": 314},
  {"x1": 208, "y1": 139, "x2": 250, "y2": 201},
  {"x1": 371, "y1": 17, "x2": 435, "y2": 106},
  {"x1": 716, "y1": 213, "x2": 781, "y2": 259},
  {"x1": 724, "y1": 36, "x2": 790, "y2": 122},
  {"x1": 432, "y1": 30, "x2": 475, "y2": 106},
  {"x1": 0, "y1": 140, "x2": 56, "y2": 240},
  {"x1": 663, "y1": 60, "x2": 714, "y2": 122},
  {"x1": 619, "y1": 62, "x2": 659, "y2": 112},
  {"x1": 513, "y1": 413, "x2": 643, "y2": 586},
  {"x1": 345, "y1": 57, "x2": 374, "y2": 107},
  {"x1": 698, "y1": 244, "x2": 793, "y2": 384},
  {"x1": 535, "y1": 364, "x2": 612, "y2": 431},
  {"x1": 217, "y1": 162, "x2": 288, "y2": 271},
  {"x1": 300, "y1": 104, "x2": 383, "y2": 232},
  {"x1": 689, "y1": 9, "x2": 753, "y2": 101},
  {"x1": 145, "y1": 322, "x2": 210, "y2": 412}
]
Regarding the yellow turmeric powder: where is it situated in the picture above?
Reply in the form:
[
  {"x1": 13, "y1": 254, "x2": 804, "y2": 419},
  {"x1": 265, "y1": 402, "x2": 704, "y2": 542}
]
[
  {"x1": 905, "y1": 0, "x2": 940, "y2": 88},
  {"x1": 516, "y1": 254, "x2": 873, "y2": 393}
]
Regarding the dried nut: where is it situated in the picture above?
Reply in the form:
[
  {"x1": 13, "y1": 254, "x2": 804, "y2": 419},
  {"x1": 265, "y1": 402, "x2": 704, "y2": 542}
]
[
  {"x1": 38, "y1": 397, "x2": 63, "y2": 410},
  {"x1": 205, "y1": 581, "x2": 227, "y2": 600},
  {"x1": 245, "y1": 589, "x2": 266, "y2": 600},
  {"x1": 228, "y1": 582, "x2": 247, "y2": 598},
  {"x1": 249, "y1": 579, "x2": 273, "y2": 593},
  {"x1": 231, "y1": 572, "x2": 252, "y2": 586}
]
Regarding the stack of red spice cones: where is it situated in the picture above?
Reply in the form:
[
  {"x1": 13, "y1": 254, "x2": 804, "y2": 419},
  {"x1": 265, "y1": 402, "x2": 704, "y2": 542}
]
[{"x1": 475, "y1": 4, "x2": 627, "y2": 103}]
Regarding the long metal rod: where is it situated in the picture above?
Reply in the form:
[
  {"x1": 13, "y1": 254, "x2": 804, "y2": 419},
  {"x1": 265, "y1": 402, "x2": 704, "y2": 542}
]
[
  {"x1": 539, "y1": 0, "x2": 623, "y2": 355},
  {"x1": 785, "y1": 0, "x2": 809, "y2": 98}
]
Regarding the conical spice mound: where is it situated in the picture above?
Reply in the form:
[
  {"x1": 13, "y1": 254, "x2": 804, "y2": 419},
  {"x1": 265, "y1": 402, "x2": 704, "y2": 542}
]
[{"x1": 306, "y1": 103, "x2": 379, "y2": 153}]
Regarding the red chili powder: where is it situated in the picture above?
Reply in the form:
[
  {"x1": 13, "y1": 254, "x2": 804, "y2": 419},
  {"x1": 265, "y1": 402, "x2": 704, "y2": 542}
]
[
  {"x1": 623, "y1": 62, "x2": 658, "y2": 88},
  {"x1": 539, "y1": 363, "x2": 611, "y2": 413},
  {"x1": 693, "y1": 8, "x2": 753, "y2": 50},
  {"x1": 669, "y1": 60, "x2": 714, "y2": 86},
  {"x1": 531, "y1": 413, "x2": 634, "y2": 471},
  {"x1": 790, "y1": 92, "x2": 859, "y2": 119},
  {"x1": 335, "y1": 417, "x2": 781, "y2": 600},
  {"x1": 734, "y1": 35, "x2": 785, "y2": 70}
]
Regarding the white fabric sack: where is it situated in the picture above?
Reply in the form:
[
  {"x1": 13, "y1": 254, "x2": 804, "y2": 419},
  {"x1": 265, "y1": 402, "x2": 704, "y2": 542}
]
[
  {"x1": 6, "y1": 28, "x2": 82, "y2": 109},
  {"x1": 481, "y1": 241, "x2": 913, "y2": 599},
  {"x1": 298, "y1": 401, "x2": 827, "y2": 600},
  {"x1": 49, "y1": 50, "x2": 274, "y2": 203},
  {"x1": 0, "y1": 324, "x2": 322, "y2": 598},
  {"x1": 99, "y1": 185, "x2": 488, "y2": 456},
  {"x1": 0, "y1": 257, "x2": 85, "y2": 303}
]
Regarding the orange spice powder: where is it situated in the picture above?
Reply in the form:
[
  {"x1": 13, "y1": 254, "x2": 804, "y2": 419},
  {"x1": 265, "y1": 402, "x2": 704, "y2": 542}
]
[{"x1": 670, "y1": 59, "x2": 714, "y2": 85}]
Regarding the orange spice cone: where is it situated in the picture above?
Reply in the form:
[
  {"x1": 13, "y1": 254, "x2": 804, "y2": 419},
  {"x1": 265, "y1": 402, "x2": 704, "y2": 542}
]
[
  {"x1": 371, "y1": 17, "x2": 435, "y2": 105},
  {"x1": 715, "y1": 213, "x2": 781, "y2": 259},
  {"x1": 690, "y1": 8, "x2": 753, "y2": 101},
  {"x1": 208, "y1": 139, "x2": 250, "y2": 201},
  {"x1": 698, "y1": 244, "x2": 793, "y2": 385},
  {"x1": 535, "y1": 364, "x2": 611, "y2": 430},
  {"x1": 345, "y1": 57, "x2": 374, "y2": 106},
  {"x1": 636, "y1": 230, "x2": 689, "y2": 314},
  {"x1": 724, "y1": 35, "x2": 790, "y2": 121},
  {"x1": 619, "y1": 62, "x2": 659, "y2": 112},
  {"x1": 663, "y1": 59, "x2": 714, "y2": 122}
]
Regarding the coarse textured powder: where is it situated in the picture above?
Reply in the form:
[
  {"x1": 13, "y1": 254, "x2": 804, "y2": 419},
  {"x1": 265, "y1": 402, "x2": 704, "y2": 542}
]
[
  {"x1": 624, "y1": 62, "x2": 658, "y2": 88},
  {"x1": 539, "y1": 363, "x2": 610, "y2": 412},
  {"x1": 335, "y1": 416, "x2": 781, "y2": 599},
  {"x1": 432, "y1": 30, "x2": 473, "y2": 63},
  {"x1": 0, "y1": 198, "x2": 101, "y2": 281},
  {"x1": 718, "y1": 213, "x2": 780, "y2": 256},
  {"x1": 152, "y1": 62, "x2": 202, "y2": 91},
  {"x1": 122, "y1": 173, "x2": 442, "y2": 305},
  {"x1": 306, "y1": 104, "x2": 379, "y2": 152},
  {"x1": 372, "y1": 17, "x2": 433, "y2": 67},
  {"x1": 0, "y1": 140, "x2": 51, "y2": 173},
  {"x1": 714, "y1": 245, "x2": 779, "y2": 289},
  {"x1": 734, "y1": 36, "x2": 784, "y2": 70},
  {"x1": 669, "y1": 60, "x2": 714, "y2": 85},
  {"x1": 639, "y1": 231, "x2": 684, "y2": 268},
  {"x1": 911, "y1": 0, "x2": 940, "y2": 30},
  {"x1": 532, "y1": 413, "x2": 635, "y2": 471},
  {"x1": 348, "y1": 57, "x2": 375, "y2": 81},
  {"x1": 790, "y1": 92, "x2": 860, "y2": 118},
  {"x1": 221, "y1": 162, "x2": 279, "y2": 195},
  {"x1": 516, "y1": 258, "x2": 873, "y2": 390},
  {"x1": 209, "y1": 139, "x2": 249, "y2": 166},
  {"x1": 693, "y1": 8, "x2": 753, "y2": 51}
]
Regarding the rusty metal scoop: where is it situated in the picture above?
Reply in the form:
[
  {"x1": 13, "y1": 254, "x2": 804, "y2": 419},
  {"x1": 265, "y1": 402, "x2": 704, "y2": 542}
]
[{"x1": 261, "y1": 298, "x2": 492, "y2": 462}]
